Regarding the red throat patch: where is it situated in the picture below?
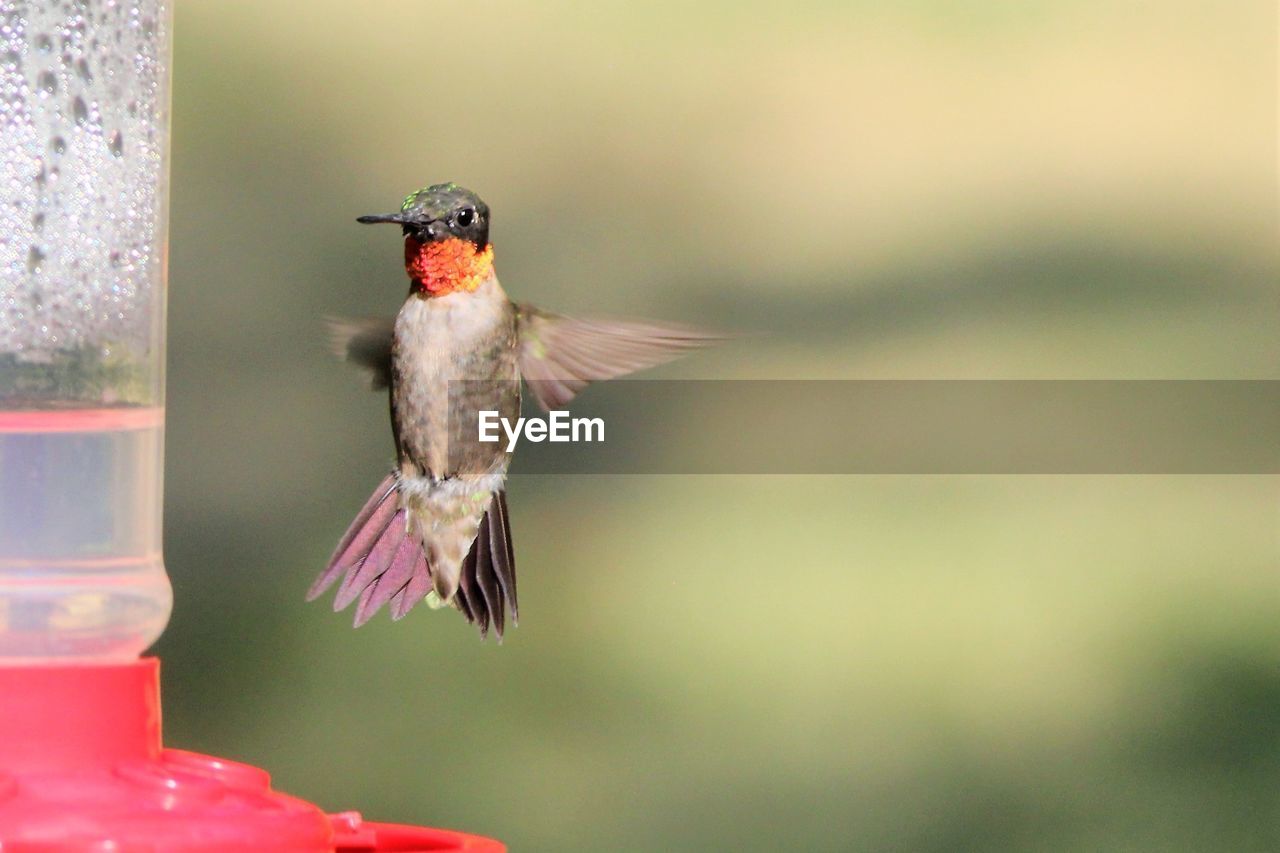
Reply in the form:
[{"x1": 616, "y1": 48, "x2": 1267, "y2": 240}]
[{"x1": 404, "y1": 237, "x2": 494, "y2": 297}]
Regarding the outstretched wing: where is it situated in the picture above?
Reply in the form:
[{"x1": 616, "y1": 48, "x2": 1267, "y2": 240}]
[
  {"x1": 516, "y1": 304, "x2": 724, "y2": 410},
  {"x1": 326, "y1": 316, "x2": 395, "y2": 389}
]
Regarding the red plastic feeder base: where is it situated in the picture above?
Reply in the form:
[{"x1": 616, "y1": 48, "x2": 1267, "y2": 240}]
[{"x1": 0, "y1": 658, "x2": 503, "y2": 852}]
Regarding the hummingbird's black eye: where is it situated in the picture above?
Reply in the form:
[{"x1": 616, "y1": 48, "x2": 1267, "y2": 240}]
[{"x1": 455, "y1": 207, "x2": 476, "y2": 228}]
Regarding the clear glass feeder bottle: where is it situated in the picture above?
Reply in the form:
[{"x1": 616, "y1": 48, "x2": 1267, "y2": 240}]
[{"x1": 0, "y1": 0, "x2": 172, "y2": 659}]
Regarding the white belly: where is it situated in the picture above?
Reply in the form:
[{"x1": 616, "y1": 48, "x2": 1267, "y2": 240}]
[{"x1": 391, "y1": 275, "x2": 517, "y2": 477}]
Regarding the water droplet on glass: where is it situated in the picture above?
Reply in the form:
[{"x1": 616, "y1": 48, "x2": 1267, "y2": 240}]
[{"x1": 2, "y1": 0, "x2": 169, "y2": 410}]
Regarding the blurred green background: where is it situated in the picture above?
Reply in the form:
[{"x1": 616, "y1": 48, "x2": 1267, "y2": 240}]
[{"x1": 156, "y1": 2, "x2": 1278, "y2": 850}]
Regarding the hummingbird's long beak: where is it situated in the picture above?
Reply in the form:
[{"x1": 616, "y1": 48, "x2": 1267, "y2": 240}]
[{"x1": 356, "y1": 212, "x2": 409, "y2": 225}]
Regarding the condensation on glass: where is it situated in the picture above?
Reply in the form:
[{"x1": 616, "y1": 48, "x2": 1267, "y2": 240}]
[{"x1": 0, "y1": 0, "x2": 172, "y2": 659}]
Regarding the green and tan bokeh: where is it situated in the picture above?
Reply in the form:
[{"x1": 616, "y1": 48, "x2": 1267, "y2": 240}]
[{"x1": 157, "y1": 3, "x2": 1277, "y2": 850}]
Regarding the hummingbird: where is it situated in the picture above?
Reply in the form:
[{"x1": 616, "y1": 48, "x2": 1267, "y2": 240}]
[{"x1": 306, "y1": 183, "x2": 719, "y2": 639}]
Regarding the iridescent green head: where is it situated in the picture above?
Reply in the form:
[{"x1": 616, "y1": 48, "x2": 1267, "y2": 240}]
[{"x1": 358, "y1": 183, "x2": 490, "y2": 247}]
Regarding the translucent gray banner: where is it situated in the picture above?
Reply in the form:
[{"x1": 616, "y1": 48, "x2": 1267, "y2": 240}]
[{"x1": 444, "y1": 380, "x2": 1279, "y2": 474}]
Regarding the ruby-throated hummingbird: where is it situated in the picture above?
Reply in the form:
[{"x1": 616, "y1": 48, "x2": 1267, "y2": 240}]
[{"x1": 307, "y1": 183, "x2": 719, "y2": 639}]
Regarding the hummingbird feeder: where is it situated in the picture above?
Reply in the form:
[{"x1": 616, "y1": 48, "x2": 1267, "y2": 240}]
[{"x1": 0, "y1": 2, "x2": 502, "y2": 849}]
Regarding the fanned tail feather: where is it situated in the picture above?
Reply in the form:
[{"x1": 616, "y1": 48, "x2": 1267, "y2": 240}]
[
  {"x1": 308, "y1": 474, "x2": 433, "y2": 627},
  {"x1": 308, "y1": 478, "x2": 517, "y2": 638},
  {"x1": 306, "y1": 474, "x2": 398, "y2": 601},
  {"x1": 495, "y1": 491, "x2": 518, "y2": 620},
  {"x1": 353, "y1": 531, "x2": 418, "y2": 627},
  {"x1": 333, "y1": 510, "x2": 407, "y2": 611},
  {"x1": 390, "y1": 558, "x2": 433, "y2": 621},
  {"x1": 359, "y1": 547, "x2": 425, "y2": 626},
  {"x1": 451, "y1": 490, "x2": 518, "y2": 640}
]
